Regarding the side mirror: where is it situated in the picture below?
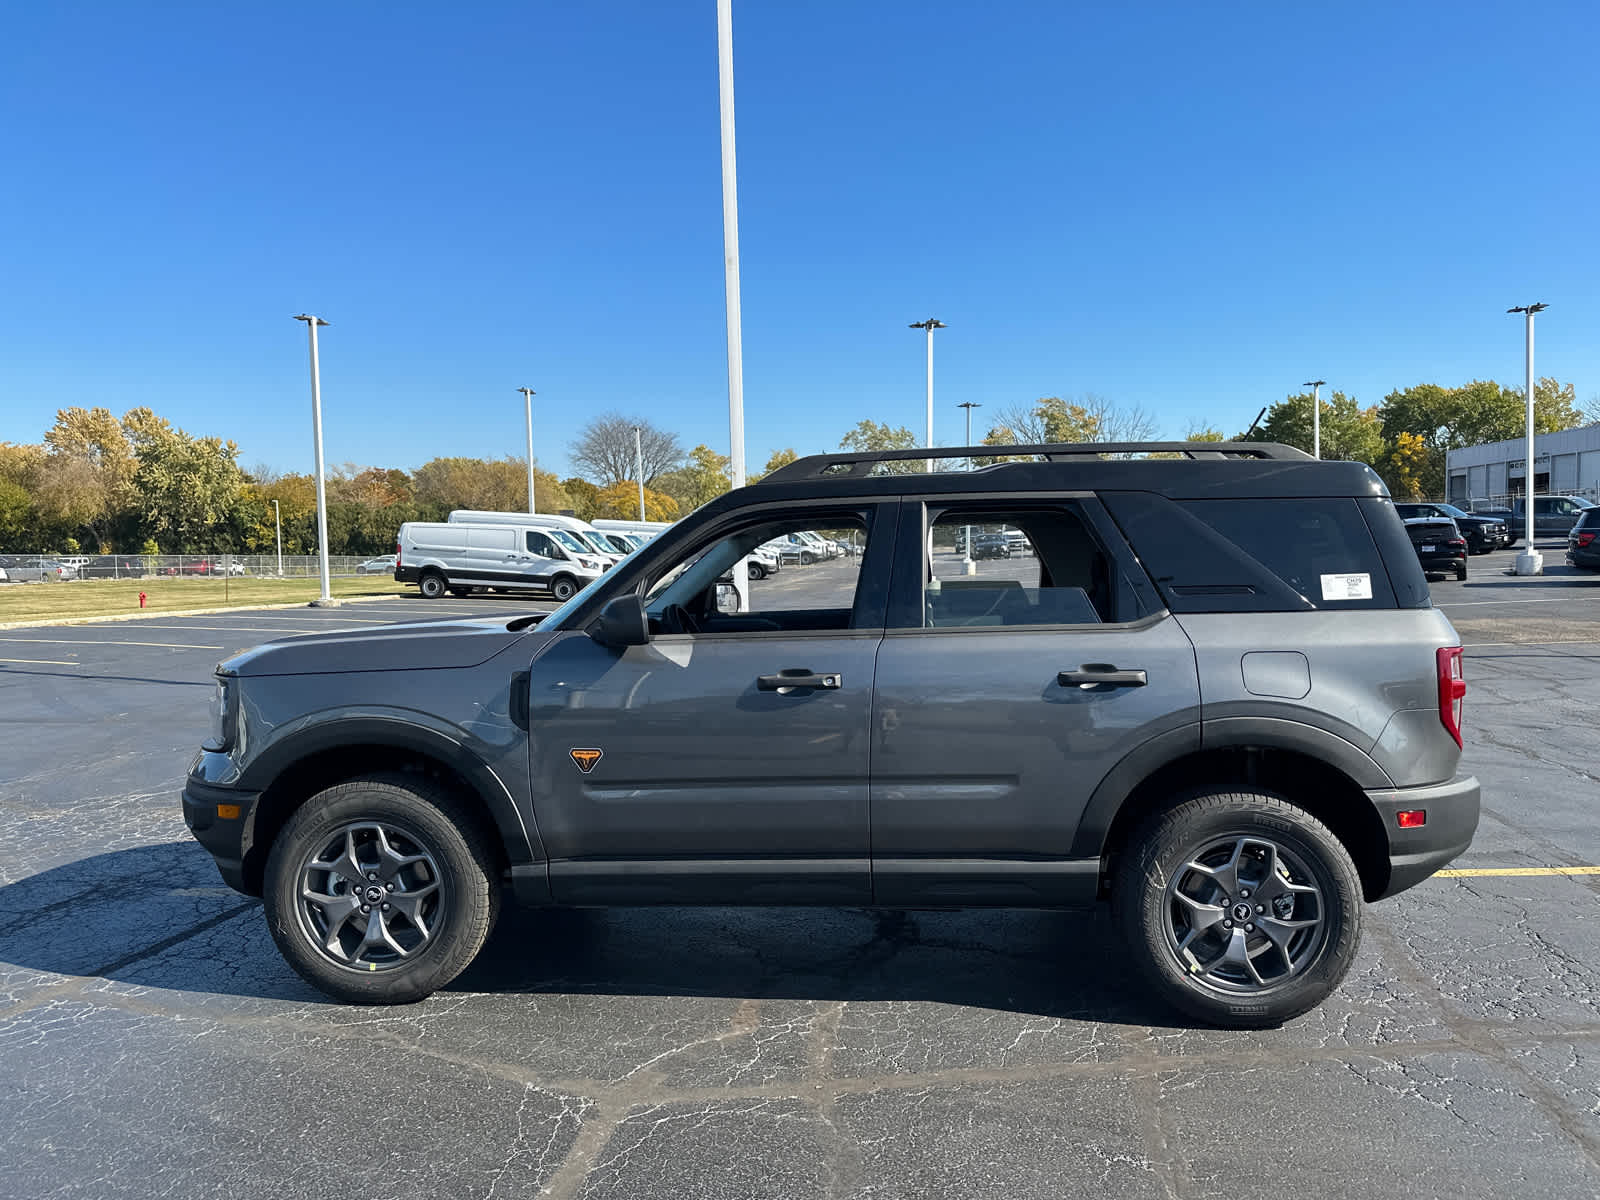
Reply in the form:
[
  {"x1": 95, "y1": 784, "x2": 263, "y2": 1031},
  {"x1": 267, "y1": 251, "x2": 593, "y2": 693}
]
[
  {"x1": 713, "y1": 582, "x2": 741, "y2": 614},
  {"x1": 590, "y1": 594, "x2": 649, "y2": 648}
]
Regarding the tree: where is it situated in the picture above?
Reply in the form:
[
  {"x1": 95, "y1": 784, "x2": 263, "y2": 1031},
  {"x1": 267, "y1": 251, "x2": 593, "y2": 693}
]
[
  {"x1": 1082, "y1": 394, "x2": 1161, "y2": 444},
  {"x1": 1382, "y1": 431, "x2": 1430, "y2": 500},
  {"x1": 561, "y1": 477, "x2": 601, "y2": 520},
  {"x1": 40, "y1": 406, "x2": 137, "y2": 547},
  {"x1": 123, "y1": 409, "x2": 250, "y2": 551},
  {"x1": 1241, "y1": 390, "x2": 1385, "y2": 466},
  {"x1": 0, "y1": 478, "x2": 31, "y2": 550},
  {"x1": 984, "y1": 397, "x2": 1100, "y2": 446},
  {"x1": 753, "y1": 448, "x2": 799, "y2": 481},
  {"x1": 654, "y1": 444, "x2": 732, "y2": 513},
  {"x1": 411, "y1": 456, "x2": 560, "y2": 513},
  {"x1": 834, "y1": 419, "x2": 924, "y2": 473},
  {"x1": 592, "y1": 482, "x2": 680, "y2": 522},
  {"x1": 568, "y1": 414, "x2": 683, "y2": 486}
]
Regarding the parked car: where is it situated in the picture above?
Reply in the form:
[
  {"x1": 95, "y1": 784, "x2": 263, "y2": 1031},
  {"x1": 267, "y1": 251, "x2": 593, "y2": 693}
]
[
  {"x1": 1475, "y1": 495, "x2": 1597, "y2": 539},
  {"x1": 1464, "y1": 500, "x2": 1522, "y2": 546},
  {"x1": 1394, "y1": 503, "x2": 1507, "y2": 554},
  {"x1": 1566, "y1": 508, "x2": 1600, "y2": 570},
  {"x1": 971, "y1": 533, "x2": 1012, "y2": 560},
  {"x1": 0, "y1": 564, "x2": 8, "y2": 583},
  {"x1": 1403, "y1": 517, "x2": 1468, "y2": 581},
  {"x1": 79, "y1": 556, "x2": 147, "y2": 579},
  {"x1": 185, "y1": 439, "x2": 1478, "y2": 1029},
  {"x1": 6, "y1": 558, "x2": 73, "y2": 582},
  {"x1": 355, "y1": 555, "x2": 398, "y2": 575}
]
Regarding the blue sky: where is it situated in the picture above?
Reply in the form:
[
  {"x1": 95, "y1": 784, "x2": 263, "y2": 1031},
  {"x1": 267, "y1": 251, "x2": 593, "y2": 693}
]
[{"x1": 2, "y1": 1, "x2": 1596, "y2": 478}]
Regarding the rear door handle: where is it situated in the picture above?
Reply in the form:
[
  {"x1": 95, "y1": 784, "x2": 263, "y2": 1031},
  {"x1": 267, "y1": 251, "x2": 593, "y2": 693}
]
[
  {"x1": 1057, "y1": 664, "x2": 1147, "y2": 689},
  {"x1": 757, "y1": 670, "x2": 842, "y2": 692}
]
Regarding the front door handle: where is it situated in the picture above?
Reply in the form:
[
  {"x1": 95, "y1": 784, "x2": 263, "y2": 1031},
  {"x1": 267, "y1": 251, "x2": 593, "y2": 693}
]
[
  {"x1": 1057, "y1": 664, "x2": 1147, "y2": 689},
  {"x1": 757, "y1": 670, "x2": 842, "y2": 692}
]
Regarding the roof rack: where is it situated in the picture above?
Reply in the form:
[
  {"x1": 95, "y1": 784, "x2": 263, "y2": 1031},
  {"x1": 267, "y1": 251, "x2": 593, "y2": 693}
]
[{"x1": 757, "y1": 441, "x2": 1311, "y2": 484}]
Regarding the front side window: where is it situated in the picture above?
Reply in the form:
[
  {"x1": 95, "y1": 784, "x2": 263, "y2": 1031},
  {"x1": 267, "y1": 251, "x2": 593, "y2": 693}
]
[
  {"x1": 921, "y1": 503, "x2": 1125, "y2": 628},
  {"x1": 526, "y1": 531, "x2": 560, "y2": 558},
  {"x1": 644, "y1": 513, "x2": 872, "y2": 635}
]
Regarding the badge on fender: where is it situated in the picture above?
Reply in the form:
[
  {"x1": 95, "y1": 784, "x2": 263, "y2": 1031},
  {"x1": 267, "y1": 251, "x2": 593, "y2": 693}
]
[{"x1": 569, "y1": 748, "x2": 603, "y2": 774}]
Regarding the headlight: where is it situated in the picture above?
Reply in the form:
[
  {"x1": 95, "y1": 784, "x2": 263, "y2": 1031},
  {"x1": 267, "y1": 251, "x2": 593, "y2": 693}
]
[
  {"x1": 577, "y1": 557, "x2": 600, "y2": 571},
  {"x1": 204, "y1": 675, "x2": 237, "y2": 751}
]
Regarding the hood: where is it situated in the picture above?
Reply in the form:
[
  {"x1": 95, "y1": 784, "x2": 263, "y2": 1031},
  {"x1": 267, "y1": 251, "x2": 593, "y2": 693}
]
[{"x1": 221, "y1": 616, "x2": 549, "y2": 677}]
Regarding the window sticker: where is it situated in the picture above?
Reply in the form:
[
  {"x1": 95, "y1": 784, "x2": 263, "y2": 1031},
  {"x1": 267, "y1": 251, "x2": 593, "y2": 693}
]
[{"x1": 1320, "y1": 573, "x2": 1373, "y2": 601}]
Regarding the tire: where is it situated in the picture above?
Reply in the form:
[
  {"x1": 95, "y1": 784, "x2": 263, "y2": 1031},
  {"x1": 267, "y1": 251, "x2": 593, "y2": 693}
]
[
  {"x1": 263, "y1": 773, "x2": 500, "y2": 1004},
  {"x1": 800, "y1": 552, "x2": 815, "y2": 565},
  {"x1": 418, "y1": 571, "x2": 448, "y2": 599},
  {"x1": 549, "y1": 574, "x2": 578, "y2": 602},
  {"x1": 1456, "y1": 564, "x2": 1468, "y2": 581},
  {"x1": 748, "y1": 563, "x2": 767, "y2": 581},
  {"x1": 1113, "y1": 788, "x2": 1362, "y2": 1029}
]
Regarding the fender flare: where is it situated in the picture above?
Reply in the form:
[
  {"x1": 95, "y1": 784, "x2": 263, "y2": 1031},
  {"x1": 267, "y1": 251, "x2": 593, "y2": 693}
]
[
  {"x1": 239, "y1": 716, "x2": 537, "y2": 867},
  {"x1": 1068, "y1": 717, "x2": 1392, "y2": 859}
]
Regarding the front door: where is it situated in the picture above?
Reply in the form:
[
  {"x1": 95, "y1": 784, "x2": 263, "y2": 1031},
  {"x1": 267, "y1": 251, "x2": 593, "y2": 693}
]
[
  {"x1": 526, "y1": 503, "x2": 894, "y2": 905},
  {"x1": 870, "y1": 496, "x2": 1200, "y2": 906}
]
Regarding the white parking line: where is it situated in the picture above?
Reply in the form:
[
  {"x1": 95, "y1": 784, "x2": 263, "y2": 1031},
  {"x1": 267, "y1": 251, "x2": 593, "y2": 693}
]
[
  {"x1": 0, "y1": 656, "x2": 79, "y2": 665},
  {"x1": 0, "y1": 637, "x2": 223, "y2": 650},
  {"x1": 1439, "y1": 596, "x2": 1596, "y2": 607},
  {"x1": 1464, "y1": 639, "x2": 1600, "y2": 649}
]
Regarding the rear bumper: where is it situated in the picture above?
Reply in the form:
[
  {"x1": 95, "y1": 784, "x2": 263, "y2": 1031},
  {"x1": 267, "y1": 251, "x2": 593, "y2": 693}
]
[
  {"x1": 182, "y1": 777, "x2": 261, "y2": 895},
  {"x1": 1367, "y1": 774, "x2": 1480, "y2": 899},
  {"x1": 395, "y1": 565, "x2": 419, "y2": 584}
]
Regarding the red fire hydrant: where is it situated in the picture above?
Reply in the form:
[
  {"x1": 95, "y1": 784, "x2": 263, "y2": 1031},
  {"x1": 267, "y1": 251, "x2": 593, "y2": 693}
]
[{"x1": 138, "y1": 592, "x2": 147, "y2": 609}]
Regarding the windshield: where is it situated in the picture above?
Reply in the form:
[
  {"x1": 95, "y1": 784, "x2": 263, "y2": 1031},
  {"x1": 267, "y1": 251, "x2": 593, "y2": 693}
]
[
  {"x1": 549, "y1": 529, "x2": 590, "y2": 554},
  {"x1": 578, "y1": 531, "x2": 616, "y2": 556},
  {"x1": 1434, "y1": 503, "x2": 1469, "y2": 518}
]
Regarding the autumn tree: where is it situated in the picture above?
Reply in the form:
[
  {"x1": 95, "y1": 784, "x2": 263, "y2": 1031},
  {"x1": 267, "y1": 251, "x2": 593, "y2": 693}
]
[
  {"x1": 1240, "y1": 390, "x2": 1385, "y2": 466},
  {"x1": 123, "y1": 407, "x2": 250, "y2": 552},
  {"x1": 1382, "y1": 431, "x2": 1430, "y2": 500},
  {"x1": 592, "y1": 482, "x2": 681, "y2": 522},
  {"x1": 1183, "y1": 426, "x2": 1226, "y2": 442},
  {"x1": 568, "y1": 414, "x2": 683, "y2": 486},
  {"x1": 562, "y1": 477, "x2": 601, "y2": 520},
  {"x1": 653, "y1": 444, "x2": 732, "y2": 512}
]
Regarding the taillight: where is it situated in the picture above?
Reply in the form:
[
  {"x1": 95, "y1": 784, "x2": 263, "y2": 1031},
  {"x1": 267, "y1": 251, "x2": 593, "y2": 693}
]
[
  {"x1": 1437, "y1": 646, "x2": 1465, "y2": 748},
  {"x1": 1578, "y1": 532, "x2": 1596, "y2": 547},
  {"x1": 1449, "y1": 537, "x2": 1466, "y2": 548},
  {"x1": 395, "y1": 541, "x2": 402, "y2": 568}
]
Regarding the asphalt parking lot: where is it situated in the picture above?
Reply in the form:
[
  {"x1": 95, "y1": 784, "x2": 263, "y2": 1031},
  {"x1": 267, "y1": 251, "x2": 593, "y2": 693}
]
[{"x1": 3, "y1": 546, "x2": 1600, "y2": 1198}]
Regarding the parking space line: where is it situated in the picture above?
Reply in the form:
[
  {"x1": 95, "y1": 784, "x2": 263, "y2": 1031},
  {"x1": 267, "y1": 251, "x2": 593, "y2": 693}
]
[
  {"x1": 1439, "y1": 597, "x2": 1592, "y2": 607},
  {"x1": 1463, "y1": 639, "x2": 1600, "y2": 649},
  {"x1": 0, "y1": 637, "x2": 224, "y2": 649},
  {"x1": 0, "y1": 656, "x2": 79, "y2": 665},
  {"x1": 1438, "y1": 866, "x2": 1600, "y2": 877}
]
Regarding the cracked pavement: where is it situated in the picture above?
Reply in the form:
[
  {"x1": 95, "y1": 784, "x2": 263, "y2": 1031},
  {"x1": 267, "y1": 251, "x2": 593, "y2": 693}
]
[{"x1": 2, "y1": 571, "x2": 1600, "y2": 1198}]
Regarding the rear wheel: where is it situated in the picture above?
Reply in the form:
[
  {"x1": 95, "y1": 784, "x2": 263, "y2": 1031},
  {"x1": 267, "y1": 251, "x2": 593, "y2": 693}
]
[
  {"x1": 1456, "y1": 564, "x2": 1468, "y2": 581},
  {"x1": 263, "y1": 773, "x2": 500, "y2": 1004},
  {"x1": 418, "y1": 571, "x2": 448, "y2": 599},
  {"x1": 1113, "y1": 788, "x2": 1362, "y2": 1028},
  {"x1": 549, "y1": 574, "x2": 579, "y2": 602}
]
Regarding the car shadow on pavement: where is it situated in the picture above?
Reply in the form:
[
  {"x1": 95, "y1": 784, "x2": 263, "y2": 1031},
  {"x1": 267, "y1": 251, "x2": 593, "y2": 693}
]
[{"x1": 1, "y1": 844, "x2": 1185, "y2": 1026}]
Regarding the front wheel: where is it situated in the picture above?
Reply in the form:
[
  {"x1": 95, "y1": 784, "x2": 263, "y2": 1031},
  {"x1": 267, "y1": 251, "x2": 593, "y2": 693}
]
[
  {"x1": 263, "y1": 774, "x2": 499, "y2": 1004},
  {"x1": 1113, "y1": 788, "x2": 1362, "y2": 1029},
  {"x1": 549, "y1": 574, "x2": 578, "y2": 602},
  {"x1": 748, "y1": 563, "x2": 767, "y2": 580}
]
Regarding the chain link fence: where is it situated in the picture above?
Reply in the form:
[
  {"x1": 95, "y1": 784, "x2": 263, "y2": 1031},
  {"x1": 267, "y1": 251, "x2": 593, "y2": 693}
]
[{"x1": 0, "y1": 553, "x2": 397, "y2": 582}]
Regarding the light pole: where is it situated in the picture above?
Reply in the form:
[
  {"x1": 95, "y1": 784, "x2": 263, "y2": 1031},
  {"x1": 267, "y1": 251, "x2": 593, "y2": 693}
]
[
  {"x1": 1304, "y1": 380, "x2": 1326, "y2": 460},
  {"x1": 634, "y1": 426, "x2": 646, "y2": 521},
  {"x1": 717, "y1": 0, "x2": 747, "y2": 609},
  {"x1": 910, "y1": 318, "x2": 947, "y2": 471},
  {"x1": 271, "y1": 499, "x2": 283, "y2": 577},
  {"x1": 293, "y1": 314, "x2": 334, "y2": 605},
  {"x1": 958, "y1": 400, "x2": 981, "y2": 574},
  {"x1": 518, "y1": 387, "x2": 537, "y2": 514},
  {"x1": 1508, "y1": 303, "x2": 1549, "y2": 576}
]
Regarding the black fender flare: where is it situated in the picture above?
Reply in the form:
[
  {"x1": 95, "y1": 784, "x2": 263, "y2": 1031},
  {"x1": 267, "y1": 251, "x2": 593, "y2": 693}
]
[
  {"x1": 1068, "y1": 717, "x2": 1392, "y2": 860},
  {"x1": 239, "y1": 716, "x2": 537, "y2": 868}
]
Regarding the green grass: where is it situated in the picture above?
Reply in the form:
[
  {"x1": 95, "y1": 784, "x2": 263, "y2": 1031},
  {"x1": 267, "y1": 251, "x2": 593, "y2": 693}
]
[{"x1": 0, "y1": 575, "x2": 410, "y2": 624}]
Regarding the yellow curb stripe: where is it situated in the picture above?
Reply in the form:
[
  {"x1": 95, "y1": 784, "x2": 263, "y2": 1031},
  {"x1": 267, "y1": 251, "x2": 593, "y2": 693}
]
[{"x1": 1437, "y1": 867, "x2": 1600, "y2": 877}]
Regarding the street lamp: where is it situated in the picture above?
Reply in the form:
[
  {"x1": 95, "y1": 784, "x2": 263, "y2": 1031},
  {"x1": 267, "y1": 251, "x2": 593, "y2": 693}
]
[
  {"x1": 634, "y1": 426, "x2": 646, "y2": 521},
  {"x1": 716, "y1": 0, "x2": 748, "y2": 609},
  {"x1": 910, "y1": 318, "x2": 947, "y2": 472},
  {"x1": 1304, "y1": 380, "x2": 1326, "y2": 460},
  {"x1": 518, "y1": 387, "x2": 537, "y2": 514},
  {"x1": 293, "y1": 314, "x2": 333, "y2": 605},
  {"x1": 1508, "y1": 303, "x2": 1549, "y2": 576},
  {"x1": 958, "y1": 400, "x2": 981, "y2": 574},
  {"x1": 271, "y1": 499, "x2": 283, "y2": 577}
]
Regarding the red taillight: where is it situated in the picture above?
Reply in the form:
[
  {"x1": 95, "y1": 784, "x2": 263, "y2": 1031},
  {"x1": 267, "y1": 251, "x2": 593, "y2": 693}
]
[
  {"x1": 1397, "y1": 810, "x2": 1427, "y2": 828},
  {"x1": 395, "y1": 541, "x2": 402, "y2": 568},
  {"x1": 1449, "y1": 538, "x2": 1465, "y2": 548},
  {"x1": 1437, "y1": 646, "x2": 1465, "y2": 748},
  {"x1": 1578, "y1": 532, "x2": 1596, "y2": 547}
]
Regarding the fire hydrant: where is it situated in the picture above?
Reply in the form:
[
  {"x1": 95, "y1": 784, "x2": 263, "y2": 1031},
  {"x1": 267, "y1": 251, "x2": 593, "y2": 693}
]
[{"x1": 138, "y1": 592, "x2": 147, "y2": 609}]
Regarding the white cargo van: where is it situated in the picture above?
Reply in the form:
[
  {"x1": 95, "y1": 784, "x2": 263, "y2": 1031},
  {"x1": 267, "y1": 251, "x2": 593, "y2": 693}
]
[
  {"x1": 446, "y1": 511, "x2": 626, "y2": 566},
  {"x1": 396, "y1": 521, "x2": 608, "y2": 601}
]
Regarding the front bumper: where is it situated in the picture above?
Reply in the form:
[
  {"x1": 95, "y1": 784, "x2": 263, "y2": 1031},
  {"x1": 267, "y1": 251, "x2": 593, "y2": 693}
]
[
  {"x1": 182, "y1": 777, "x2": 261, "y2": 895},
  {"x1": 1366, "y1": 774, "x2": 1480, "y2": 899}
]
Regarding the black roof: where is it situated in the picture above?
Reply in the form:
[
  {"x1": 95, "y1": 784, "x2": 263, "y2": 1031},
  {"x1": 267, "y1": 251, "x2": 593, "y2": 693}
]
[{"x1": 689, "y1": 441, "x2": 1389, "y2": 520}]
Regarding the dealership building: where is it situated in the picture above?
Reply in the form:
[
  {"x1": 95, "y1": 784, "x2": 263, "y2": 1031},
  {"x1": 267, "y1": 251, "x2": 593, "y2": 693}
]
[{"x1": 1445, "y1": 425, "x2": 1600, "y2": 505}]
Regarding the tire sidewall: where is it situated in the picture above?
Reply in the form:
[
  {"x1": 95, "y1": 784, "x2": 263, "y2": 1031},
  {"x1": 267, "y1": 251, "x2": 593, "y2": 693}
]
[
  {"x1": 550, "y1": 575, "x2": 577, "y2": 601},
  {"x1": 419, "y1": 572, "x2": 447, "y2": 599},
  {"x1": 263, "y1": 779, "x2": 494, "y2": 1004},
  {"x1": 1116, "y1": 791, "x2": 1362, "y2": 1028}
]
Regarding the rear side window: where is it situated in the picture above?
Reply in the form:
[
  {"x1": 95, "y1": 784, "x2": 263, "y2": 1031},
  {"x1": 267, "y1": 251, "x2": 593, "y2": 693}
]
[{"x1": 1101, "y1": 492, "x2": 1407, "y2": 612}]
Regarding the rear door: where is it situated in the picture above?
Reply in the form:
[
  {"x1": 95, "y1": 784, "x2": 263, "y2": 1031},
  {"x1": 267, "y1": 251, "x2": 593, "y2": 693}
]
[{"x1": 869, "y1": 495, "x2": 1199, "y2": 906}]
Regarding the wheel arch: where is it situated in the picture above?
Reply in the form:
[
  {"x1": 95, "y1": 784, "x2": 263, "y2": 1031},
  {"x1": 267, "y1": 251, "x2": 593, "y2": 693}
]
[
  {"x1": 237, "y1": 720, "x2": 534, "y2": 897},
  {"x1": 1075, "y1": 722, "x2": 1393, "y2": 902}
]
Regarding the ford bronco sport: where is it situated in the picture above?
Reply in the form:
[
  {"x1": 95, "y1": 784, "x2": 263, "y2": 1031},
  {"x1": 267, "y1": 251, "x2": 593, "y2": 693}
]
[{"x1": 183, "y1": 441, "x2": 1478, "y2": 1028}]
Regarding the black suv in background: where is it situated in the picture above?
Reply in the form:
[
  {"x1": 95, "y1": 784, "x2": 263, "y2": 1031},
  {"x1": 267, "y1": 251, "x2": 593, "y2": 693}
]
[
  {"x1": 1394, "y1": 502, "x2": 1506, "y2": 554},
  {"x1": 1567, "y1": 508, "x2": 1600, "y2": 570},
  {"x1": 184, "y1": 442, "x2": 1478, "y2": 1029},
  {"x1": 1402, "y1": 517, "x2": 1468, "y2": 580}
]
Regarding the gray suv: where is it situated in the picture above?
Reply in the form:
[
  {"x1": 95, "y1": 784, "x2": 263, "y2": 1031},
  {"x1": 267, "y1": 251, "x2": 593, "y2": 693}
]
[{"x1": 183, "y1": 442, "x2": 1479, "y2": 1028}]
